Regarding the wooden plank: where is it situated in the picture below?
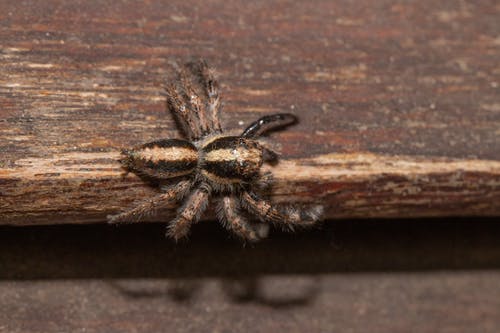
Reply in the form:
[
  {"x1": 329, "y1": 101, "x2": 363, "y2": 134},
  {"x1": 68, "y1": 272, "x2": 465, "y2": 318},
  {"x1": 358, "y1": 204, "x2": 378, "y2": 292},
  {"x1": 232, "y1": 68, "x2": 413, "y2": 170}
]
[{"x1": 1, "y1": 0, "x2": 499, "y2": 225}]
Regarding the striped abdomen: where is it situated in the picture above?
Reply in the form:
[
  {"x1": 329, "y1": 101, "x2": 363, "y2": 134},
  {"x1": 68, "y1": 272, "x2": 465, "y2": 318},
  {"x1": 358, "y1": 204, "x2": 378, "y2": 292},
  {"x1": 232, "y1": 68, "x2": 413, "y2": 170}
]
[
  {"x1": 200, "y1": 136, "x2": 263, "y2": 183},
  {"x1": 123, "y1": 139, "x2": 198, "y2": 179}
]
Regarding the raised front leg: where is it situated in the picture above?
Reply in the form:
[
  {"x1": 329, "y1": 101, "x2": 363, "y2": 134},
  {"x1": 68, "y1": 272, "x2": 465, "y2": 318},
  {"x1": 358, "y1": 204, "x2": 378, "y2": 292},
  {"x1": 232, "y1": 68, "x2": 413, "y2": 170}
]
[
  {"x1": 165, "y1": 61, "x2": 224, "y2": 140},
  {"x1": 165, "y1": 81, "x2": 203, "y2": 140},
  {"x1": 193, "y1": 59, "x2": 223, "y2": 133}
]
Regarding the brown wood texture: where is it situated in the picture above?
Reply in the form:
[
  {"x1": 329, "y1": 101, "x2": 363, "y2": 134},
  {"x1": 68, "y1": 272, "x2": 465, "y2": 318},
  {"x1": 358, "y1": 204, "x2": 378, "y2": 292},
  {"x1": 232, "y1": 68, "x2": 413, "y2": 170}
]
[{"x1": 1, "y1": 1, "x2": 499, "y2": 225}]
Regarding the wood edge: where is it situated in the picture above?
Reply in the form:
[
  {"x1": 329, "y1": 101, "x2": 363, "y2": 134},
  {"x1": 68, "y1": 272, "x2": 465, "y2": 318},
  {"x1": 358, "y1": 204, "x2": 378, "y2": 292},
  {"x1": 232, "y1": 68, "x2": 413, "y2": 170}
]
[{"x1": 1, "y1": 152, "x2": 499, "y2": 225}]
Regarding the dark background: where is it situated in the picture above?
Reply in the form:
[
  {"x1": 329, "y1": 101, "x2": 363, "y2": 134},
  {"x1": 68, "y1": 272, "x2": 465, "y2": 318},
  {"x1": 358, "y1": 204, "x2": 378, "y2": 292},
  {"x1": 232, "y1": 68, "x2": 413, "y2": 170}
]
[{"x1": 1, "y1": 218, "x2": 500, "y2": 332}]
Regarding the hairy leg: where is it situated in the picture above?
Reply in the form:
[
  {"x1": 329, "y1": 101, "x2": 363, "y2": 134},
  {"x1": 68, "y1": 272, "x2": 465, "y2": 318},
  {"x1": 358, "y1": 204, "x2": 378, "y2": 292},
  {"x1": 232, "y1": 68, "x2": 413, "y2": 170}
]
[
  {"x1": 108, "y1": 180, "x2": 192, "y2": 224},
  {"x1": 256, "y1": 171, "x2": 274, "y2": 191},
  {"x1": 178, "y1": 65, "x2": 211, "y2": 136},
  {"x1": 194, "y1": 59, "x2": 222, "y2": 133},
  {"x1": 262, "y1": 147, "x2": 279, "y2": 164},
  {"x1": 165, "y1": 82, "x2": 202, "y2": 140},
  {"x1": 165, "y1": 61, "x2": 223, "y2": 140},
  {"x1": 167, "y1": 183, "x2": 211, "y2": 240},
  {"x1": 241, "y1": 113, "x2": 298, "y2": 138},
  {"x1": 240, "y1": 191, "x2": 323, "y2": 231},
  {"x1": 217, "y1": 196, "x2": 266, "y2": 242}
]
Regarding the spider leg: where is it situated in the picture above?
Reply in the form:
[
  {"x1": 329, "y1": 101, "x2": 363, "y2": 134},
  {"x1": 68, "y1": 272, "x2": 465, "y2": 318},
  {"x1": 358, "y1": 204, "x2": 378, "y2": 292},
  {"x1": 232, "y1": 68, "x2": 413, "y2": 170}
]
[
  {"x1": 167, "y1": 183, "x2": 211, "y2": 240},
  {"x1": 165, "y1": 81, "x2": 202, "y2": 140},
  {"x1": 240, "y1": 191, "x2": 323, "y2": 232},
  {"x1": 108, "y1": 180, "x2": 192, "y2": 224},
  {"x1": 217, "y1": 196, "x2": 267, "y2": 242},
  {"x1": 194, "y1": 59, "x2": 223, "y2": 133},
  {"x1": 262, "y1": 147, "x2": 279, "y2": 164},
  {"x1": 178, "y1": 65, "x2": 212, "y2": 136},
  {"x1": 256, "y1": 171, "x2": 274, "y2": 191},
  {"x1": 165, "y1": 61, "x2": 223, "y2": 140},
  {"x1": 241, "y1": 113, "x2": 298, "y2": 138}
]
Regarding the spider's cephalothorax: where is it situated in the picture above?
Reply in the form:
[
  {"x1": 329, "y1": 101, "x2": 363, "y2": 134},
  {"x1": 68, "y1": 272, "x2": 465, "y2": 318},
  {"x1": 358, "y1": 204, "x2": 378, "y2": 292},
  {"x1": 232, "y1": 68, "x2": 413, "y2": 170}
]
[{"x1": 108, "y1": 60, "x2": 323, "y2": 242}]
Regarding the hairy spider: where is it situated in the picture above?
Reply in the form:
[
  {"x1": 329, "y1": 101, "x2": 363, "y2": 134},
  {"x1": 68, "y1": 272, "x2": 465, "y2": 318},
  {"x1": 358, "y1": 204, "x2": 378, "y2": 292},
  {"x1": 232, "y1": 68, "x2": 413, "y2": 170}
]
[{"x1": 108, "y1": 60, "x2": 323, "y2": 242}]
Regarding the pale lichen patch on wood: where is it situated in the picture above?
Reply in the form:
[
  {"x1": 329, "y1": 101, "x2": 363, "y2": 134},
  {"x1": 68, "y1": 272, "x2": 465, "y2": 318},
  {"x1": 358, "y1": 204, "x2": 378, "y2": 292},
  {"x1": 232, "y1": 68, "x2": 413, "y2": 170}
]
[
  {"x1": 3, "y1": 152, "x2": 121, "y2": 180},
  {"x1": 26, "y1": 63, "x2": 55, "y2": 69}
]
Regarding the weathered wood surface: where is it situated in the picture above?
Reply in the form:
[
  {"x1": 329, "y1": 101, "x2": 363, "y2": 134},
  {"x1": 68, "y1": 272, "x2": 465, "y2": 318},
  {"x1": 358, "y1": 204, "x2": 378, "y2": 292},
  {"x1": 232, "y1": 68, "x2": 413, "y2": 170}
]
[{"x1": 0, "y1": 0, "x2": 499, "y2": 225}]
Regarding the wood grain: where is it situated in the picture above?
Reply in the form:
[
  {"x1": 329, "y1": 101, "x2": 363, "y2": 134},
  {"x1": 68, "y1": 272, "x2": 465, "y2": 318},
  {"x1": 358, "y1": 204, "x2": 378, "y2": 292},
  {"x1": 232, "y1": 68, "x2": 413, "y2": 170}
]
[{"x1": 1, "y1": 0, "x2": 499, "y2": 225}]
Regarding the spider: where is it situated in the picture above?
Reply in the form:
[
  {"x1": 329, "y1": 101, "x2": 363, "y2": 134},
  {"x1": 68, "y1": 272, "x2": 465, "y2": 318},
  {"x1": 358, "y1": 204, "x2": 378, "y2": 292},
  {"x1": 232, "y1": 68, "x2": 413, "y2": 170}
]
[{"x1": 108, "y1": 60, "x2": 323, "y2": 242}]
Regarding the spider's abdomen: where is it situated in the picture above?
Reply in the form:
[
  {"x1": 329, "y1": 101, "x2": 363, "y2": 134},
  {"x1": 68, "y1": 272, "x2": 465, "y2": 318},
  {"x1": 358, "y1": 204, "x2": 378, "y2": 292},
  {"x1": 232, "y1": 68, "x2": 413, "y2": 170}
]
[
  {"x1": 200, "y1": 136, "x2": 263, "y2": 183},
  {"x1": 122, "y1": 139, "x2": 198, "y2": 179}
]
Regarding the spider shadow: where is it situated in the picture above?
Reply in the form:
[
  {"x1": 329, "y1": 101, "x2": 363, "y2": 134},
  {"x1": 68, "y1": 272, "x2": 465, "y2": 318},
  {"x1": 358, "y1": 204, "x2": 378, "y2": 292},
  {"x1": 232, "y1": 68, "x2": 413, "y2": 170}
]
[{"x1": 106, "y1": 275, "x2": 320, "y2": 309}]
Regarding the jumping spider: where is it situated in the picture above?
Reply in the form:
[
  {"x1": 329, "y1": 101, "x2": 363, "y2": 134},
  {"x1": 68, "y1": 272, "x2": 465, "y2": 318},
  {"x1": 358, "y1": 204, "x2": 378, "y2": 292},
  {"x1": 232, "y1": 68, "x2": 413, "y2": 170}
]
[{"x1": 108, "y1": 60, "x2": 323, "y2": 241}]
